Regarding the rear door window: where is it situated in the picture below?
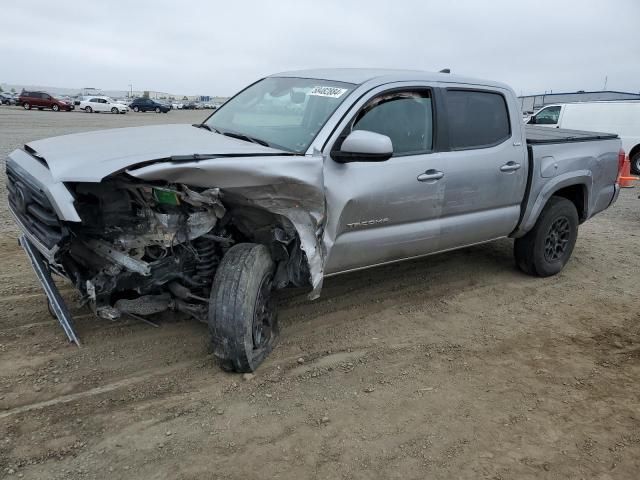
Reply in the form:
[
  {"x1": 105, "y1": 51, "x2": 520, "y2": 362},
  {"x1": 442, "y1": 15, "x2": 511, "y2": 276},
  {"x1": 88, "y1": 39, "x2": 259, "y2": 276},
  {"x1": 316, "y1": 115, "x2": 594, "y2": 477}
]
[{"x1": 445, "y1": 90, "x2": 511, "y2": 149}]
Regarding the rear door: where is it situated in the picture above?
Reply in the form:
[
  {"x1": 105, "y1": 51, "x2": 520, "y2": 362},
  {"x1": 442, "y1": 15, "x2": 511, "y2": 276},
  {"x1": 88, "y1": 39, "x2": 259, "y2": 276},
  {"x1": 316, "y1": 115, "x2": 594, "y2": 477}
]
[
  {"x1": 435, "y1": 88, "x2": 528, "y2": 246},
  {"x1": 30, "y1": 92, "x2": 43, "y2": 108}
]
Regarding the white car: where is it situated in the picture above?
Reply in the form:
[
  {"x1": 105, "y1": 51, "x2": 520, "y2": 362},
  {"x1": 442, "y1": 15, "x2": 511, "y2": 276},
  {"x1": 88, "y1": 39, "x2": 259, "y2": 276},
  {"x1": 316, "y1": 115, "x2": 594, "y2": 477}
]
[{"x1": 80, "y1": 96, "x2": 129, "y2": 114}]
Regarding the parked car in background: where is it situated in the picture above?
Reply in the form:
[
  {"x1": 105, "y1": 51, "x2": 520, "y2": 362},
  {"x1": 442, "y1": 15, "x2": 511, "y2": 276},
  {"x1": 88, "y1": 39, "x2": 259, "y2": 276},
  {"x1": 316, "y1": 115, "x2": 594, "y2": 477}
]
[
  {"x1": 5, "y1": 69, "x2": 624, "y2": 372},
  {"x1": 57, "y1": 96, "x2": 76, "y2": 109},
  {"x1": 129, "y1": 97, "x2": 171, "y2": 113},
  {"x1": 528, "y1": 101, "x2": 640, "y2": 174},
  {"x1": 171, "y1": 102, "x2": 184, "y2": 110},
  {"x1": 18, "y1": 91, "x2": 74, "y2": 111},
  {"x1": 183, "y1": 101, "x2": 201, "y2": 110},
  {"x1": 80, "y1": 96, "x2": 129, "y2": 114},
  {"x1": 0, "y1": 92, "x2": 18, "y2": 105}
]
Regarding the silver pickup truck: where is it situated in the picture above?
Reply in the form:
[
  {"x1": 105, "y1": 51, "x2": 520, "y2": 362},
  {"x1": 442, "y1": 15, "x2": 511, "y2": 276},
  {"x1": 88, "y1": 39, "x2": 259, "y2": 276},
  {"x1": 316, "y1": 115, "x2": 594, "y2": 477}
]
[{"x1": 6, "y1": 69, "x2": 624, "y2": 372}]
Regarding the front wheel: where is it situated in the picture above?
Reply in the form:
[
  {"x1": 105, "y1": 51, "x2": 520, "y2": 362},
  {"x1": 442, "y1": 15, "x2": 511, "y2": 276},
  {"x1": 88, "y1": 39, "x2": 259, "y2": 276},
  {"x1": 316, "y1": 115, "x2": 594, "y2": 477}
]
[
  {"x1": 208, "y1": 243, "x2": 278, "y2": 373},
  {"x1": 514, "y1": 196, "x2": 579, "y2": 277},
  {"x1": 631, "y1": 153, "x2": 640, "y2": 176},
  {"x1": 23, "y1": 102, "x2": 31, "y2": 110},
  {"x1": 155, "y1": 107, "x2": 161, "y2": 113},
  {"x1": 133, "y1": 106, "x2": 139, "y2": 112},
  {"x1": 85, "y1": 106, "x2": 92, "y2": 113},
  {"x1": 52, "y1": 104, "x2": 59, "y2": 112},
  {"x1": 111, "y1": 107, "x2": 118, "y2": 114}
]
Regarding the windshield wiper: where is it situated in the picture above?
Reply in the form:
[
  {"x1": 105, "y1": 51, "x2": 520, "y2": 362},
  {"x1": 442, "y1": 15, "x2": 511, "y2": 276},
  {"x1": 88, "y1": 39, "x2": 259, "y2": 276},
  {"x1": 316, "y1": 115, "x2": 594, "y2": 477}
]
[
  {"x1": 193, "y1": 124, "x2": 275, "y2": 149},
  {"x1": 221, "y1": 130, "x2": 271, "y2": 148},
  {"x1": 192, "y1": 123, "x2": 221, "y2": 134}
]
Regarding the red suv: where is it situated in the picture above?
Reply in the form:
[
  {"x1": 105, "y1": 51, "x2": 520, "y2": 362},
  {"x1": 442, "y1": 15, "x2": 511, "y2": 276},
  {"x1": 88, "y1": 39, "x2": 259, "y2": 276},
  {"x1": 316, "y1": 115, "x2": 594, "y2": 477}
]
[{"x1": 19, "y1": 91, "x2": 74, "y2": 112}]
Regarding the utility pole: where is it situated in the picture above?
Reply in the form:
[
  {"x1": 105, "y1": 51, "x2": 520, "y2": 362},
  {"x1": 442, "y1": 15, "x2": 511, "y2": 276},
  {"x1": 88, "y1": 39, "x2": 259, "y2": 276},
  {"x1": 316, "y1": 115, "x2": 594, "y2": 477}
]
[
  {"x1": 128, "y1": 84, "x2": 132, "y2": 98},
  {"x1": 603, "y1": 76, "x2": 608, "y2": 90}
]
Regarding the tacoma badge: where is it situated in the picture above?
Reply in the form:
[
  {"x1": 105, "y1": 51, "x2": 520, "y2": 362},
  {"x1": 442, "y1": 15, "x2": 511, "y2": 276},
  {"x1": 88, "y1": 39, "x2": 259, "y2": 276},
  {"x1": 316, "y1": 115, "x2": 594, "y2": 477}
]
[{"x1": 346, "y1": 218, "x2": 390, "y2": 229}]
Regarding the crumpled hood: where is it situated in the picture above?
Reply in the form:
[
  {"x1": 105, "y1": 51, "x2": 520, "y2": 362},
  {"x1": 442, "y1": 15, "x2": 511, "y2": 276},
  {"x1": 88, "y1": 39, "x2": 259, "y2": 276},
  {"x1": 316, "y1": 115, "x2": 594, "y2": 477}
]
[{"x1": 24, "y1": 123, "x2": 287, "y2": 182}]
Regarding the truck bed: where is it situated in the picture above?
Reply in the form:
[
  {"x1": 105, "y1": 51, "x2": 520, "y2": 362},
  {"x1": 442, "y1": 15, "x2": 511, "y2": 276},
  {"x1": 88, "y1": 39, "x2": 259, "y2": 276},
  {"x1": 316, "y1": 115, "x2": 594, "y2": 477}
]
[{"x1": 525, "y1": 125, "x2": 618, "y2": 144}]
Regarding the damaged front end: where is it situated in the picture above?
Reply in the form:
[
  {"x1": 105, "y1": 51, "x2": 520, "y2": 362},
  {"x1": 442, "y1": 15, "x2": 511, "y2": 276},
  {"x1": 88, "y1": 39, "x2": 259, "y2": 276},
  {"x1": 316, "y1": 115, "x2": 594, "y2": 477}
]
[
  {"x1": 8, "y1": 163, "x2": 318, "y2": 345},
  {"x1": 64, "y1": 178, "x2": 230, "y2": 322},
  {"x1": 6, "y1": 123, "x2": 327, "y2": 349}
]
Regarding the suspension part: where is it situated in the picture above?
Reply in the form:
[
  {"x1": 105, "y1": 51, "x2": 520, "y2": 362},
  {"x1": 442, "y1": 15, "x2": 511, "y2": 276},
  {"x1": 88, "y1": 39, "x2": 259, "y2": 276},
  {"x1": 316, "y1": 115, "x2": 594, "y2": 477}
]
[{"x1": 193, "y1": 236, "x2": 218, "y2": 292}]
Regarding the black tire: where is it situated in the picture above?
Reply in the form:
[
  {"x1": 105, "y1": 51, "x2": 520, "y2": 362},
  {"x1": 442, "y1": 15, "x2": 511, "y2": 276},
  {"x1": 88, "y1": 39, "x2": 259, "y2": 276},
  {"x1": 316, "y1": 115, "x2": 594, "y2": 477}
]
[
  {"x1": 514, "y1": 196, "x2": 579, "y2": 277},
  {"x1": 155, "y1": 107, "x2": 161, "y2": 113},
  {"x1": 133, "y1": 106, "x2": 139, "y2": 112},
  {"x1": 52, "y1": 104, "x2": 59, "y2": 112},
  {"x1": 85, "y1": 106, "x2": 92, "y2": 113},
  {"x1": 23, "y1": 102, "x2": 31, "y2": 110},
  {"x1": 631, "y1": 152, "x2": 640, "y2": 176},
  {"x1": 111, "y1": 107, "x2": 118, "y2": 114},
  {"x1": 208, "y1": 243, "x2": 278, "y2": 373}
]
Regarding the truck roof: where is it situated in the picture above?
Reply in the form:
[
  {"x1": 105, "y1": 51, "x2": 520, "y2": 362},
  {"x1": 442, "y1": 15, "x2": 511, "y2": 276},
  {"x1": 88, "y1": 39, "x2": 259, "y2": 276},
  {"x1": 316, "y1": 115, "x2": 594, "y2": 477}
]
[{"x1": 271, "y1": 68, "x2": 510, "y2": 90}]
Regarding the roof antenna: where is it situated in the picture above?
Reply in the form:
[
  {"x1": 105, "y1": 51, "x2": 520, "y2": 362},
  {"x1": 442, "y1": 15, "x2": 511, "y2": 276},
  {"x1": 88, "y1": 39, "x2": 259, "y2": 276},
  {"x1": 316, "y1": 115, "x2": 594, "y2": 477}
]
[{"x1": 439, "y1": 68, "x2": 450, "y2": 74}]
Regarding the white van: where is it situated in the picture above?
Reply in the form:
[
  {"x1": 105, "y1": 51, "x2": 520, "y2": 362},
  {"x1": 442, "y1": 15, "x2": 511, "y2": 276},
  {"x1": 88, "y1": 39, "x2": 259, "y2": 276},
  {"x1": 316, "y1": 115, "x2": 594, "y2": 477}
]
[{"x1": 528, "y1": 101, "x2": 640, "y2": 173}]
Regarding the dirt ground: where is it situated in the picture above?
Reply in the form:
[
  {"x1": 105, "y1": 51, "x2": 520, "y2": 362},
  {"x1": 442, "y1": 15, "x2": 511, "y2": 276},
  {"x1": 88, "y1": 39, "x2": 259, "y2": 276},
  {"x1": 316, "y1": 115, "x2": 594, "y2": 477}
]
[{"x1": 0, "y1": 107, "x2": 639, "y2": 480}]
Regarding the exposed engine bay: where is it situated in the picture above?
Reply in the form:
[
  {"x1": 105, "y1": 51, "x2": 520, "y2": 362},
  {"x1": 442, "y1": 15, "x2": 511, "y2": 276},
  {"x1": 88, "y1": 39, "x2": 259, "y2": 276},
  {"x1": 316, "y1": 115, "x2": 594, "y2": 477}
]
[{"x1": 55, "y1": 177, "x2": 310, "y2": 323}]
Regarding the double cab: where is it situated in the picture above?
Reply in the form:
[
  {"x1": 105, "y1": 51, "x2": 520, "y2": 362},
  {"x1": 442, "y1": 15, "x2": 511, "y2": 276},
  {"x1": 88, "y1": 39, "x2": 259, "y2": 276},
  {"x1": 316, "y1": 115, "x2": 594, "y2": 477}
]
[{"x1": 6, "y1": 69, "x2": 623, "y2": 372}]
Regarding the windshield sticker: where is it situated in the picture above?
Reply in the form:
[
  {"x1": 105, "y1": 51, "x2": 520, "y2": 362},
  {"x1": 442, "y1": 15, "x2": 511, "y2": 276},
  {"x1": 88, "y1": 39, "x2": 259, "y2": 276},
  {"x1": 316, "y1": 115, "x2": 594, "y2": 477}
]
[{"x1": 309, "y1": 86, "x2": 348, "y2": 98}]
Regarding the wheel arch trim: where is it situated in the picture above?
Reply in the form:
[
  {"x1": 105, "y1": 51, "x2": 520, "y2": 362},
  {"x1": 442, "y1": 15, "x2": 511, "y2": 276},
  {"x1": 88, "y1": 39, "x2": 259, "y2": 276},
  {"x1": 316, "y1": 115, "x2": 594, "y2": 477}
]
[{"x1": 512, "y1": 171, "x2": 592, "y2": 238}]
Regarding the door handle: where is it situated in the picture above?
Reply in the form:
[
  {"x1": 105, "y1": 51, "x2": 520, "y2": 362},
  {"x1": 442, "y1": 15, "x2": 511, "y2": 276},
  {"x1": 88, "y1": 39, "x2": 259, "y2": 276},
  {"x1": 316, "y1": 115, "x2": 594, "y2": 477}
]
[
  {"x1": 500, "y1": 162, "x2": 521, "y2": 172},
  {"x1": 417, "y1": 169, "x2": 444, "y2": 182}
]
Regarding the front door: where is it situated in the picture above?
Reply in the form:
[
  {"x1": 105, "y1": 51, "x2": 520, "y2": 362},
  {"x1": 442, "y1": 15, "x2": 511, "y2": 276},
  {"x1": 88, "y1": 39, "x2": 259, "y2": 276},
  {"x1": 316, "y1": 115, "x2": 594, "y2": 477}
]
[{"x1": 323, "y1": 86, "x2": 447, "y2": 274}]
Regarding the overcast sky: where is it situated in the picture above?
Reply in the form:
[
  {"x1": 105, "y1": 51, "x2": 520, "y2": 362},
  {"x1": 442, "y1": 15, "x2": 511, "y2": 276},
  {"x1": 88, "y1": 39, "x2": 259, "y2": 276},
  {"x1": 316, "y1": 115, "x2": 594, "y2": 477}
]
[{"x1": 2, "y1": 0, "x2": 639, "y2": 97}]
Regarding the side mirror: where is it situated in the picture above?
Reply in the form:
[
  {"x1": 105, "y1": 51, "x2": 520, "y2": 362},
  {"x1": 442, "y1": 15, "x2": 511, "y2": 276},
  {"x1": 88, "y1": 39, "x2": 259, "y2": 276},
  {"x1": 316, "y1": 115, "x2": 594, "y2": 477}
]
[
  {"x1": 528, "y1": 116, "x2": 536, "y2": 124},
  {"x1": 332, "y1": 130, "x2": 393, "y2": 163}
]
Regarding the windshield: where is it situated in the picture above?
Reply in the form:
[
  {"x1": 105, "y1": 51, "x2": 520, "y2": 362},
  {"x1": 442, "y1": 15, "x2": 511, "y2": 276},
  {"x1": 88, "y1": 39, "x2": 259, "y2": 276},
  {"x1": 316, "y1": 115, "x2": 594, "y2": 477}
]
[{"x1": 204, "y1": 77, "x2": 356, "y2": 153}]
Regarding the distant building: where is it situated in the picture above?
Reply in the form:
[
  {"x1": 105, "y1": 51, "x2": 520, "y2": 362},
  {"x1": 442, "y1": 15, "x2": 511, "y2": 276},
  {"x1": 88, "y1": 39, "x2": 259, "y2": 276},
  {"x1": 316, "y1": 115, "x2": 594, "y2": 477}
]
[{"x1": 518, "y1": 90, "x2": 640, "y2": 113}]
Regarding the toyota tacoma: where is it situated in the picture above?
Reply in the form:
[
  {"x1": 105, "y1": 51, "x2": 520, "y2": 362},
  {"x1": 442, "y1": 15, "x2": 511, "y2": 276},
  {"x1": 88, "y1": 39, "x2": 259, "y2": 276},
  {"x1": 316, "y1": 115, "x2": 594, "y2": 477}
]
[{"x1": 6, "y1": 69, "x2": 624, "y2": 371}]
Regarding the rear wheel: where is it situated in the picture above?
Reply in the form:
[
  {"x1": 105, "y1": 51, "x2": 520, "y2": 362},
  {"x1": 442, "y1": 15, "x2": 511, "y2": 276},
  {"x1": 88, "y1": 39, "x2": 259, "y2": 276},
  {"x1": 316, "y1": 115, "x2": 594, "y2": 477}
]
[
  {"x1": 631, "y1": 152, "x2": 640, "y2": 176},
  {"x1": 208, "y1": 243, "x2": 278, "y2": 373},
  {"x1": 514, "y1": 196, "x2": 579, "y2": 277},
  {"x1": 23, "y1": 102, "x2": 31, "y2": 110},
  {"x1": 155, "y1": 107, "x2": 161, "y2": 113}
]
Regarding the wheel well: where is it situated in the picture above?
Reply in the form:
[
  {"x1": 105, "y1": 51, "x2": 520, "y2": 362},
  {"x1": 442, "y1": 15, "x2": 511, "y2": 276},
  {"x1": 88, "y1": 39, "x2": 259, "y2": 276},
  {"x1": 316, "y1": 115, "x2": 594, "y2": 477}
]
[
  {"x1": 628, "y1": 143, "x2": 640, "y2": 161},
  {"x1": 223, "y1": 203, "x2": 310, "y2": 289},
  {"x1": 552, "y1": 184, "x2": 587, "y2": 222}
]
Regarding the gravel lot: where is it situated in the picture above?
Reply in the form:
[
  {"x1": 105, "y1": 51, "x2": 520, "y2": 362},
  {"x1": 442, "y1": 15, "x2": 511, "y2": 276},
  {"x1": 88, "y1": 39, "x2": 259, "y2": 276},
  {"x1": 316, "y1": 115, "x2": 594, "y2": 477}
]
[{"x1": 0, "y1": 107, "x2": 639, "y2": 479}]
